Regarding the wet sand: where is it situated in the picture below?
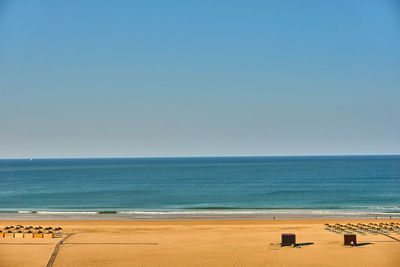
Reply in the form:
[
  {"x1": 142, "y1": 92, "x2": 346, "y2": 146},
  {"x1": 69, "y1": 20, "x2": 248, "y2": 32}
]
[{"x1": 1, "y1": 219, "x2": 399, "y2": 266}]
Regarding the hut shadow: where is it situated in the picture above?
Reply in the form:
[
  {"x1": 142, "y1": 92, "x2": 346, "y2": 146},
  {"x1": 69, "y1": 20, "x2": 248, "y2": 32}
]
[
  {"x1": 296, "y1": 242, "x2": 314, "y2": 247},
  {"x1": 356, "y1": 242, "x2": 374, "y2": 247}
]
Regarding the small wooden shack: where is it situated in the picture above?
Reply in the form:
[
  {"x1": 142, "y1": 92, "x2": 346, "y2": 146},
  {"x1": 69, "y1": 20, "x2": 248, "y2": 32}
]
[
  {"x1": 344, "y1": 234, "x2": 357, "y2": 246},
  {"x1": 281, "y1": 233, "x2": 296, "y2": 247}
]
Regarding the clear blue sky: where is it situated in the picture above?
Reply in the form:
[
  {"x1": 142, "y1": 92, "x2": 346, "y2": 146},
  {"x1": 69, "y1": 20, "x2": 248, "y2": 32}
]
[{"x1": 1, "y1": 0, "x2": 399, "y2": 158}]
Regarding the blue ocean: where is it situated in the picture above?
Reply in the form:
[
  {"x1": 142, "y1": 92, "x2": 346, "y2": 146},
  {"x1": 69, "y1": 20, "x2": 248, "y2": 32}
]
[{"x1": 0, "y1": 156, "x2": 399, "y2": 218}]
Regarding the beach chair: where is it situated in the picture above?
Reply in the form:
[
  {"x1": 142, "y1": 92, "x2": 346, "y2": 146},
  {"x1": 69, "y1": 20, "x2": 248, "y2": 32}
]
[
  {"x1": 44, "y1": 231, "x2": 54, "y2": 238},
  {"x1": 5, "y1": 231, "x2": 14, "y2": 238},
  {"x1": 24, "y1": 231, "x2": 34, "y2": 238},
  {"x1": 14, "y1": 231, "x2": 24, "y2": 238},
  {"x1": 33, "y1": 231, "x2": 43, "y2": 238}
]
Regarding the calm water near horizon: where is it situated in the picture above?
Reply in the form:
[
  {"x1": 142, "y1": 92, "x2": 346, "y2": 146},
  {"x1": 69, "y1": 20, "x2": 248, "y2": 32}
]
[{"x1": 0, "y1": 156, "x2": 399, "y2": 219}]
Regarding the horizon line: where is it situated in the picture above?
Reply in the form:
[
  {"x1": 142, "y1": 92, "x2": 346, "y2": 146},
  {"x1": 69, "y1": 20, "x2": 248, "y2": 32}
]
[{"x1": 1, "y1": 153, "x2": 399, "y2": 160}]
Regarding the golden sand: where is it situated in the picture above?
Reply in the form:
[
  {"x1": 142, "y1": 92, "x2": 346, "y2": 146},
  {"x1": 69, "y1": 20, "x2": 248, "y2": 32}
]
[{"x1": 0, "y1": 219, "x2": 399, "y2": 266}]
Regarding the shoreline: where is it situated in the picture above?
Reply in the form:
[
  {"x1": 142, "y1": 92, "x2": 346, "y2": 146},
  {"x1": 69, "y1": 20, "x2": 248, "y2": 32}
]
[
  {"x1": 2, "y1": 206, "x2": 399, "y2": 221},
  {"x1": 0, "y1": 213, "x2": 398, "y2": 221}
]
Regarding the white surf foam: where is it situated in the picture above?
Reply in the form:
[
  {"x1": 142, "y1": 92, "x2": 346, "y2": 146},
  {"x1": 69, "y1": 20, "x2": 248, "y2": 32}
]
[
  {"x1": 36, "y1": 211, "x2": 99, "y2": 215},
  {"x1": 17, "y1": 210, "x2": 34, "y2": 214}
]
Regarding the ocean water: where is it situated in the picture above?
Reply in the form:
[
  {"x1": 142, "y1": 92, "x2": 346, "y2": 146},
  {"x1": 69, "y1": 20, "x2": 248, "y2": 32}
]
[{"x1": 0, "y1": 156, "x2": 399, "y2": 218}]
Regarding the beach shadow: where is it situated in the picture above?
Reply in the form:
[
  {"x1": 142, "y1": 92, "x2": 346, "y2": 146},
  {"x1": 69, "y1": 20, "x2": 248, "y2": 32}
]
[
  {"x1": 356, "y1": 242, "x2": 374, "y2": 247},
  {"x1": 296, "y1": 242, "x2": 314, "y2": 247}
]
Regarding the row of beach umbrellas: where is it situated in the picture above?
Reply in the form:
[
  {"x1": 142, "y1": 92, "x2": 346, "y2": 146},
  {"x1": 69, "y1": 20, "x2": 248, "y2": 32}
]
[
  {"x1": 1, "y1": 225, "x2": 62, "y2": 233},
  {"x1": 324, "y1": 222, "x2": 400, "y2": 235}
]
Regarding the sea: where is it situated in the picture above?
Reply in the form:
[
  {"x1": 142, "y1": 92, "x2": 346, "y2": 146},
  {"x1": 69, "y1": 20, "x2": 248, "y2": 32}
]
[{"x1": 0, "y1": 156, "x2": 399, "y2": 219}]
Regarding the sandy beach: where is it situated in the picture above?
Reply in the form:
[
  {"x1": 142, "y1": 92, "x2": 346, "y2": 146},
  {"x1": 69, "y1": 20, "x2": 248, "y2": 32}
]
[{"x1": 0, "y1": 218, "x2": 399, "y2": 267}]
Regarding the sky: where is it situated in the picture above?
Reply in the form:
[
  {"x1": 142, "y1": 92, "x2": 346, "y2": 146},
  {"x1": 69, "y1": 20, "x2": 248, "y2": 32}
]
[{"x1": 0, "y1": 0, "x2": 399, "y2": 158}]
